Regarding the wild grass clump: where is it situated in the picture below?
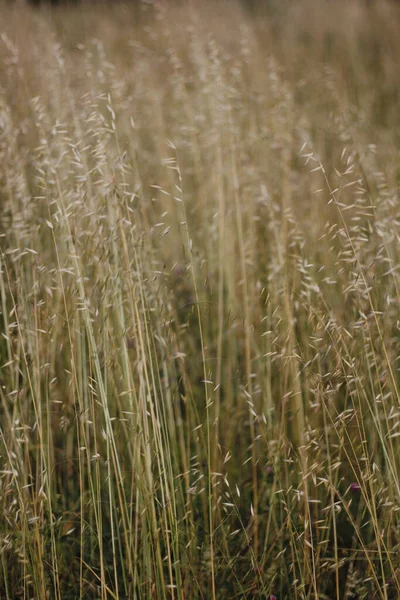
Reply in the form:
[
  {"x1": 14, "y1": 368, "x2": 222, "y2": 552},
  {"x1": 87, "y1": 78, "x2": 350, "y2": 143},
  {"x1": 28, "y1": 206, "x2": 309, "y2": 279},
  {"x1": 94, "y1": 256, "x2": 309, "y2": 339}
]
[{"x1": 1, "y1": 0, "x2": 400, "y2": 598}]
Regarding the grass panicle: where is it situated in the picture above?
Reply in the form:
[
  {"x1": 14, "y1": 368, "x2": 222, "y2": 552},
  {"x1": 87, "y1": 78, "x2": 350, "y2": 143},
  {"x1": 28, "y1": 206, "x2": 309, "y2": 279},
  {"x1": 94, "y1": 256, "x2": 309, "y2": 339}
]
[{"x1": 1, "y1": 1, "x2": 400, "y2": 598}]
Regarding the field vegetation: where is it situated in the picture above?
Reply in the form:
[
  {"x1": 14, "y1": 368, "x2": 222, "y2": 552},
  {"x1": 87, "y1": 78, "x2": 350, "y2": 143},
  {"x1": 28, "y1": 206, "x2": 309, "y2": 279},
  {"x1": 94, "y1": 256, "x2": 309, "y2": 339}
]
[{"x1": 1, "y1": 0, "x2": 400, "y2": 598}]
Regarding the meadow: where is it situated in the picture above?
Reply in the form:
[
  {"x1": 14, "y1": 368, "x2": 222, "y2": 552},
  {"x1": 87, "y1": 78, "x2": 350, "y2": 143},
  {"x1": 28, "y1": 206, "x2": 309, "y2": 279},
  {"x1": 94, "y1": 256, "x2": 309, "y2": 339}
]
[{"x1": 1, "y1": 0, "x2": 400, "y2": 598}]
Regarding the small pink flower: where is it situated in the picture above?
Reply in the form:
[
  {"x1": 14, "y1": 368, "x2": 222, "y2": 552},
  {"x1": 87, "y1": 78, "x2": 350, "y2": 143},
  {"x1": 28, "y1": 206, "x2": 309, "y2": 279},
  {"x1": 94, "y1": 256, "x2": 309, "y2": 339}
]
[{"x1": 350, "y1": 482, "x2": 361, "y2": 493}]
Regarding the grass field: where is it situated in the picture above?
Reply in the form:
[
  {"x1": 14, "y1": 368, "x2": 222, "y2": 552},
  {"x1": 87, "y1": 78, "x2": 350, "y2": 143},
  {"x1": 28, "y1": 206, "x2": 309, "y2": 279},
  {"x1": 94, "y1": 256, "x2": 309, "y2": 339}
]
[{"x1": 1, "y1": 0, "x2": 400, "y2": 598}]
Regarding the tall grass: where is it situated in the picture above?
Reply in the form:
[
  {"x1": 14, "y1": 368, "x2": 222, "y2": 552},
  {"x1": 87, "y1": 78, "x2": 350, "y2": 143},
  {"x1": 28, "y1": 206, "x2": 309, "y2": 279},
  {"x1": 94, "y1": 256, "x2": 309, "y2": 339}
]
[{"x1": 1, "y1": 0, "x2": 400, "y2": 598}]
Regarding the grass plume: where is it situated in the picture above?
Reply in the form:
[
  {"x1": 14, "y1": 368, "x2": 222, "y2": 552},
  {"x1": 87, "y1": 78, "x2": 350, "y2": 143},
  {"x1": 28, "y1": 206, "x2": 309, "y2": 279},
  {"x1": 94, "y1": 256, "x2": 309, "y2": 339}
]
[{"x1": 1, "y1": 1, "x2": 400, "y2": 598}]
